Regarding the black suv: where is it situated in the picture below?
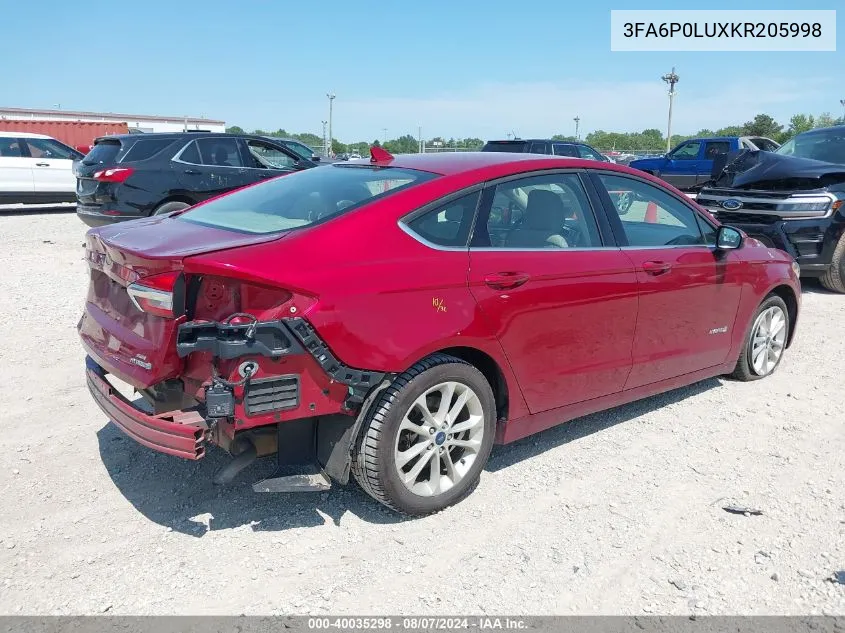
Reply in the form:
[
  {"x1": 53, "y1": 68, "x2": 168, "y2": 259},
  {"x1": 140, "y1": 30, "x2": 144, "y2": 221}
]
[
  {"x1": 482, "y1": 138, "x2": 612, "y2": 162},
  {"x1": 697, "y1": 125, "x2": 845, "y2": 292},
  {"x1": 75, "y1": 132, "x2": 316, "y2": 227}
]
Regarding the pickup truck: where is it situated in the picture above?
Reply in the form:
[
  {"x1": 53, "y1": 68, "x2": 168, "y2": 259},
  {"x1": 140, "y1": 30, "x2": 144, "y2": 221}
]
[
  {"x1": 629, "y1": 136, "x2": 780, "y2": 190},
  {"x1": 696, "y1": 125, "x2": 845, "y2": 292}
]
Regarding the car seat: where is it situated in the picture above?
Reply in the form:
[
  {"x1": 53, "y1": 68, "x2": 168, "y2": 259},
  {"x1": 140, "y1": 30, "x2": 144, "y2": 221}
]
[{"x1": 506, "y1": 189, "x2": 570, "y2": 248}]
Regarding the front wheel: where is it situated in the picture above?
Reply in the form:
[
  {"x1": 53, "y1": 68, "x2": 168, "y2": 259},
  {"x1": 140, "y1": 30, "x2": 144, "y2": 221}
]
[
  {"x1": 819, "y1": 232, "x2": 845, "y2": 293},
  {"x1": 152, "y1": 200, "x2": 191, "y2": 216},
  {"x1": 730, "y1": 295, "x2": 790, "y2": 381},
  {"x1": 352, "y1": 354, "x2": 496, "y2": 515}
]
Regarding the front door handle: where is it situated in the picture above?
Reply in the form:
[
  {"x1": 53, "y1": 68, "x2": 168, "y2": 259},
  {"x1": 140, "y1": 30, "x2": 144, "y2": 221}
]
[
  {"x1": 642, "y1": 260, "x2": 672, "y2": 276},
  {"x1": 35, "y1": 162, "x2": 50, "y2": 167},
  {"x1": 484, "y1": 272, "x2": 530, "y2": 290}
]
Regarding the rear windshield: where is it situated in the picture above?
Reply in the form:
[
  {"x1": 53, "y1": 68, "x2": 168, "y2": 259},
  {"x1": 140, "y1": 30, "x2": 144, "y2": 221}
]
[
  {"x1": 776, "y1": 128, "x2": 845, "y2": 164},
  {"x1": 81, "y1": 140, "x2": 122, "y2": 165},
  {"x1": 482, "y1": 142, "x2": 528, "y2": 153},
  {"x1": 178, "y1": 165, "x2": 436, "y2": 234}
]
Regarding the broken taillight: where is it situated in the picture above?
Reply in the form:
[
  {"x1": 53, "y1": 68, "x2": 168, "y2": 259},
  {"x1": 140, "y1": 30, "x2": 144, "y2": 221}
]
[
  {"x1": 93, "y1": 167, "x2": 134, "y2": 183},
  {"x1": 127, "y1": 271, "x2": 185, "y2": 318}
]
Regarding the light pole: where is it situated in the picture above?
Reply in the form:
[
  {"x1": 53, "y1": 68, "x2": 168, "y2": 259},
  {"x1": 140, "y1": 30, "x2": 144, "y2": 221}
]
[
  {"x1": 418, "y1": 125, "x2": 422, "y2": 153},
  {"x1": 840, "y1": 99, "x2": 845, "y2": 124},
  {"x1": 661, "y1": 67, "x2": 679, "y2": 153},
  {"x1": 326, "y1": 93, "x2": 335, "y2": 157},
  {"x1": 382, "y1": 128, "x2": 388, "y2": 144},
  {"x1": 573, "y1": 116, "x2": 580, "y2": 140},
  {"x1": 321, "y1": 120, "x2": 328, "y2": 158}
]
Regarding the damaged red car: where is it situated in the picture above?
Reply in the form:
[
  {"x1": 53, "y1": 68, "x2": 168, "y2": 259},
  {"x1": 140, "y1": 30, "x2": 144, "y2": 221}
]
[{"x1": 80, "y1": 148, "x2": 800, "y2": 515}]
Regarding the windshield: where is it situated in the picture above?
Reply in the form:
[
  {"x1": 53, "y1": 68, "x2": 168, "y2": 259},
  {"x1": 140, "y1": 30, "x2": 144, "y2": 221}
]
[
  {"x1": 776, "y1": 128, "x2": 845, "y2": 164},
  {"x1": 178, "y1": 165, "x2": 436, "y2": 234}
]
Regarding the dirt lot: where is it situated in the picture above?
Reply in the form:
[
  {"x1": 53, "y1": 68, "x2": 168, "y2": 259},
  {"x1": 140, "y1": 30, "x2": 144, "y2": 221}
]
[{"x1": 0, "y1": 211, "x2": 843, "y2": 616}]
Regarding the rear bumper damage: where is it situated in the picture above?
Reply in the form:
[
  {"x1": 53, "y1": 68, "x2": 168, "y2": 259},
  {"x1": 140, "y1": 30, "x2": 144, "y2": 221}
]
[
  {"x1": 86, "y1": 357, "x2": 208, "y2": 459},
  {"x1": 85, "y1": 316, "x2": 393, "y2": 490}
]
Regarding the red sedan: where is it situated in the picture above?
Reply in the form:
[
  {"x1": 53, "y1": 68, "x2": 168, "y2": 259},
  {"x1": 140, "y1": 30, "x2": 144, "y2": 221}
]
[{"x1": 79, "y1": 149, "x2": 800, "y2": 515}]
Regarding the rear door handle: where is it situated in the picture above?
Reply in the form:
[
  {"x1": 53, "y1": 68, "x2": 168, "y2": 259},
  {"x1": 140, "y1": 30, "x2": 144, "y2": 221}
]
[
  {"x1": 642, "y1": 260, "x2": 672, "y2": 275},
  {"x1": 183, "y1": 169, "x2": 201, "y2": 175},
  {"x1": 484, "y1": 272, "x2": 530, "y2": 290},
  {"x1": 35, "y1": 162, "x2": 50, "y2": 167}
]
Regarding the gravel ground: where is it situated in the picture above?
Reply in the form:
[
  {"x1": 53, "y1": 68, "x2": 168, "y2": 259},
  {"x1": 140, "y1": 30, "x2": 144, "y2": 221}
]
[{"x1": 0, "y1": 210, "x2": 843, "y2": 616}]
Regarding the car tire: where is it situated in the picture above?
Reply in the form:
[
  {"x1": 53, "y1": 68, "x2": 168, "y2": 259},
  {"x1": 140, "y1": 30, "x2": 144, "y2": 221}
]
[
  {"x1": 351, "y1": 353, "x2": 496, "y2": 515},
  {"x1": 730, "y1": 294, "x2": 790, "y2": 382},
  {"x1": 819, "y1": 233, "x2": 845, "y2": 293},
  {"x1": 152, "y1": 201, "x2": 191, "y2": 216}
]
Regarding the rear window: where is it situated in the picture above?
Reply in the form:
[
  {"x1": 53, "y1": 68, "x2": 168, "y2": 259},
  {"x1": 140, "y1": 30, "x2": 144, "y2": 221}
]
[
  {"x1": 121, "y1": 138, "x2": 173, "y2": 162},
  {"x1": 178, "y1": 165, "x2": 437, "y2": 234},
  {"x1": 82, "y1": 141, "x2": 122, "y2": 165},
  {"x1": 482, "y1": 141, "x2": 528, "y2": 153}
]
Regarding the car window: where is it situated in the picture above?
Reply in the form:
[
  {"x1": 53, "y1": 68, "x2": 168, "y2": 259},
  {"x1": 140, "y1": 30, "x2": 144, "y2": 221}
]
[
  {"x1": 405, "y1": 191, "x2": 480, "y2": 248},
  {"x1": 0, "y1": 138, "x2": 23, "y2": 157},
  {"x1": 179, "y1": 165, "x2": 436, "y2": 234},
  {"x1": 281, "y1": 141, "x2": 315, "y2": 160},
  {"x1": 597, "y1": 174, "x2": 706, "y2": 247},
  {"x1": 195, "y1": 138, "x2": 243, "y2": 168},
  {"x1": 669, "y1": 141, "x2": 701, "y2": 160},
  {"x1": 750, "y1": 137, "x2": 778, "y2": 152},
  {"x1": 777, "y1": 128, "x2": 845, "y2": 164},
  {"x1": 552, "y1": 143, "x2": 579, "y2": 157},
  {"x1": 247, "y1": 140, "x2": 297, "y2": 169},
  {"x1": 81, "y1": 140, "x2": 122, "y2": 165},
  {"x1": 475, "y1": 173, "x2": 601, "y2": 249},
  {"x1": 482, "y1": 141, "x2": 529, "y2": 153},
  {"x1": 577, "y1": 145, "x2": 604, "y2": 161},
  {"x1": 24, "y1": 138, "x2": 77, "y2": 160},
  {"x1": 177, "y1": 141, "x2": 202, "y2": 164},
  {"x1": 120, "y1": 138, "x2": 172, "y2": 163},
  {"x1": 528, "y1": 141, "x2": 550, "y2": 155},
  {"x1": 703, "y1": 141, "x2": 730, "y2": 160},
  {"x1": 696, "y1": 213, "x2": 717, "y2": 246}
]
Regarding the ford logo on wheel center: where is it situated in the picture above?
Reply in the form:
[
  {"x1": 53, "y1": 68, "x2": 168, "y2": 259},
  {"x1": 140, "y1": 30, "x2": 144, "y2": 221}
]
[{"x1": 721, "y1": 199, "x2": 744, "y2": 210}]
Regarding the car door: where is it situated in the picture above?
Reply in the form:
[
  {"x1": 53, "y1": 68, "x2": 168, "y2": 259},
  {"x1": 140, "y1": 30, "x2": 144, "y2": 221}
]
[
  {"x1": 20, "y1": 137, "x2": 79, "y2": 194},
  {"x1": 241, "y1": 139, "x2": 300, "y2": 181},
  {"x1": 173, "y1": 137, "x2": 258, "y2": 201},
  {"x1": 575, "y1": 144, "x2": 606, "y2": 162},
  {"x1": 698, "y1": 140, "x2": 731, "y2": 184},
  {"x1": 467, "y1": 171, "x2": 638, "y2": 414},
  {"x1": 0, "y1": 137, "x2": 33, "y2": 203},
  {"x1": 591, "y1": 172, "x2": 744, "y2": 389},
  {"x1": 660, "y1": 140, "x2": 702, "y2": 189}
]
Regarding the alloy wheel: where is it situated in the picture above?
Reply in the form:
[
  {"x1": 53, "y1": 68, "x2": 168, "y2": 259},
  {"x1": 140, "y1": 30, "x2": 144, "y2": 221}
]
[{"x1": 749, "y1": 305, "x2": 787, "y2": 376}]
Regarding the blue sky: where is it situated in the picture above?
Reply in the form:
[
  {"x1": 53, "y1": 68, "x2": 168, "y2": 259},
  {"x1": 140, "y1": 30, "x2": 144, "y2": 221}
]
[{"x1": 1, "y1": 0, "x2": 841, "y2": 141}]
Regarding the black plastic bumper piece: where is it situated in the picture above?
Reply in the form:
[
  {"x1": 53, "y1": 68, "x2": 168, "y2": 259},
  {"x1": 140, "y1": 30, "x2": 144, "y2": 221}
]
[
  {"x1": 176, "y1": 320, "x2": 303, "y2": 360},
  {"x1": 285, "y1": 317, "x2": 385, "y2": 392}
]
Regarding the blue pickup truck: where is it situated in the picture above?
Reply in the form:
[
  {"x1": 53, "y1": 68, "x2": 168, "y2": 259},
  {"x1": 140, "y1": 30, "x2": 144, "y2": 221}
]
[{"x1": 629, "y1": 136, "x2": 780, "y2": 190}]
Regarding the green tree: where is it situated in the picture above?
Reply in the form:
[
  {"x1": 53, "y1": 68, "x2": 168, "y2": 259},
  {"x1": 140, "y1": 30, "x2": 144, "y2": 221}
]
[
  {"x1": 815, "y1": 112, "x2": 836, "y2": 128},
  {"x1": 225, "y1": 125, "x2": 244, "y2": 134},
  {"x1": 787, "y1": 114, "x2": 815, "y2": 138},
  {"x1": 715, "y1": 125, "x2": 743, "y2": 137},
  {"x1": 741, "y1": 114, "x2": 783, "y2": 139},
  {"x1": 551, "y1": 134, "x2": 578, "y2": 142}
]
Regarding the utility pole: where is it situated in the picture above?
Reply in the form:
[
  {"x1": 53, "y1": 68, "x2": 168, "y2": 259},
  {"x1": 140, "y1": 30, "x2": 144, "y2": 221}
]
[
  {"x1": 840, "y1": 99, "x2": 845, "y2": 124},
  {"x1": 661, "y1": 67, "x2": 679, "y2": 153},
  {"x1": 573, "y1": 116, "x2": 580, "y2": 140},
  {"x1": 382, "y1": 128, "x2": 388, "y2": 144},
  {"x1": 326, "y1": 93, "x2": 335, "y2": 157},
  {"x1": 321, "y1": 120, "x2": 328, "y2": 158},
  {"x1": 418, "y1": 125, "x2": 422, "y2": 153}
]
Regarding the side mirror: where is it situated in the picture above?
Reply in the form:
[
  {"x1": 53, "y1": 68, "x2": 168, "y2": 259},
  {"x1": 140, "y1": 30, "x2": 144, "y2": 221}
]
[
  {"x1": 311, "y1": 154, "x2": 321, "y2": 161},
  {"x1": 716, "y1": 225, "x2": 743, "y2": 250}
]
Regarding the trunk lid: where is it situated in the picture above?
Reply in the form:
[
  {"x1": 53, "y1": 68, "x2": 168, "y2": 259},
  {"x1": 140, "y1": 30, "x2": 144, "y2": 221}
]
[{"x1": 79, "y1": 215, "x2": 285, "y2": 389}]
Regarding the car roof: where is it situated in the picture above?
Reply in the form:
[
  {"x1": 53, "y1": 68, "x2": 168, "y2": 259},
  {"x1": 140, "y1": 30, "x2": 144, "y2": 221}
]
[
  {"x1": 486, "y1": 138, "x2": 593, "y2": 145},
  {"x1": 95, "y1": 132, "x2": 272, "y2": 142},
  {"x1": 0, "y1": 131, "x2": 54, "y2": 139},
  {"x1": 374, "y1": 151, "x2": 624, "y2": 176},
  {"x1": 794, "y1": 124, "x2": 845, "y2": 138}
]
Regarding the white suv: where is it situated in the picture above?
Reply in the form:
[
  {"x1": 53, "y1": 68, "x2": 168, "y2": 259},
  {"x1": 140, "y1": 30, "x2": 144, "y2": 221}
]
[{"x1": 0, "y1": 131, "x2": 83, "y2": 209}]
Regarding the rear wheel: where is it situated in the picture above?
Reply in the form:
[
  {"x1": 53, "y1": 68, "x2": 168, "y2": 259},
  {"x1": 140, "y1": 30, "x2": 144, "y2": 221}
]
[
  {"x1": 352, "y1": 354, "x2": 496, "y2": 515},
  {"x1": 730, "y1": 295, "x2": 789, "y2": 381},
  {"x1": 819, "y1": 232, "x2": 845, "y2": 293},
  {"x1": 152, "y1": 201, "x2": 191, "y2": 216}
]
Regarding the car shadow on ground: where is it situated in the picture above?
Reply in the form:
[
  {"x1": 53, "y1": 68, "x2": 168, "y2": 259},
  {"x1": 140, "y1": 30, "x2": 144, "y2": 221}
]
[
  {"x1": 98, "y1": 378, "x2": 721, "y2": 536},
  {"x1": 0, "y1": 206, "x2": 76, "y2": 218},
  {"x1": 800, "y1": 278, "x2": 836, "y2": 295}
]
